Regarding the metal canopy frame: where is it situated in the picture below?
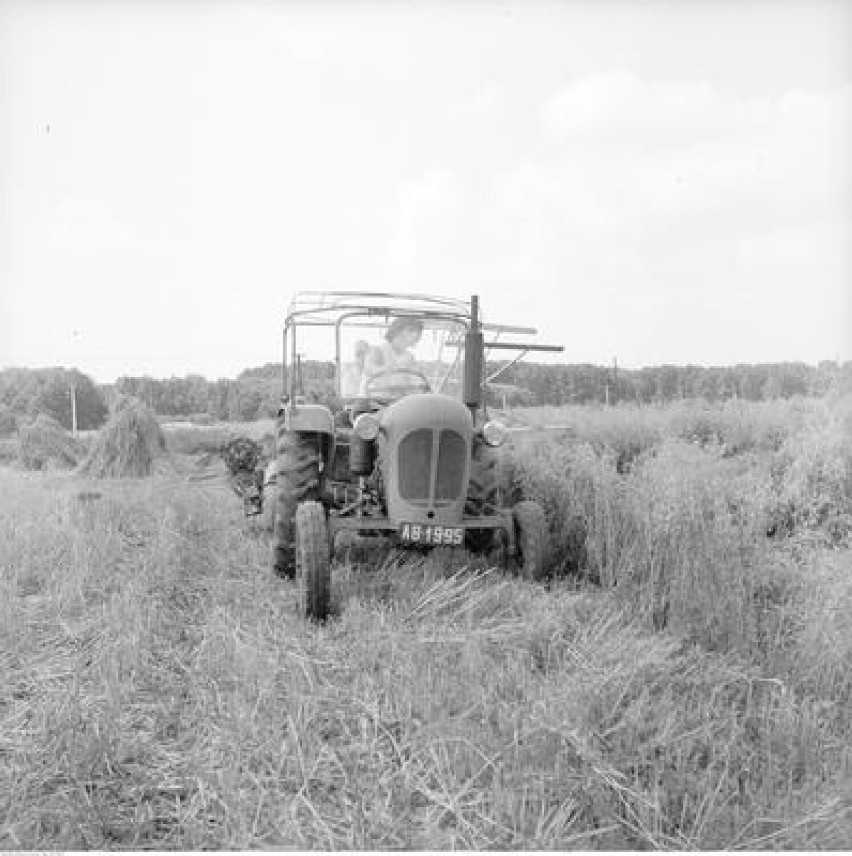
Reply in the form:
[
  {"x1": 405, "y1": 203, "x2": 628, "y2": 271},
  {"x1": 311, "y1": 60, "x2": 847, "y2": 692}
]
[
  {"x1": 280, "y1": 290, "x2": 560, "y2": 401},
  {"x1": 284, "y1": 290, "x2": 539, "y2": 334},
  {"x1": 283, "y1": 292, "x2": 474, "y2": 400},
  {"x1": 285, "y1": 291, "x2": 469, "y2": 326}
]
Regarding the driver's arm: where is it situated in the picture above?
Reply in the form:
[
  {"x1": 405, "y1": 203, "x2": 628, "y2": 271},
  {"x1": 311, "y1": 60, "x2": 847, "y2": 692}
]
[{"x1": 362, "y1": 345, "x2": 386, "y2": 378}]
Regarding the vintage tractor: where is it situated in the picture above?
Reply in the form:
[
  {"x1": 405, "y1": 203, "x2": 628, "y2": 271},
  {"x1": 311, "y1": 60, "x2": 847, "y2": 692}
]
[{"x1": 269, "y1": 292, "x2": 563, "y2": 620}]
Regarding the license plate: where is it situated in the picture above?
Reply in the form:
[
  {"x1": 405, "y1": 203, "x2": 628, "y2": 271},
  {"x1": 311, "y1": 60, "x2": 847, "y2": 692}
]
[{"x1": 399, "y1": 523, "x2": 464, "y2": 546}]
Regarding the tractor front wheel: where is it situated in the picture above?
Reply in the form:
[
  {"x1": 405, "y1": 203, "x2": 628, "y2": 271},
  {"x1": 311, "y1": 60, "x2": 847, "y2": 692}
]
[
  {"x1": 273, "y1": 430, "x2": 322, "y2": 579},
  {"x1": 296, "y1": 501, "x2": 332, "y2": 622},
  {"x1": 513, "y1": 500, "x2": 549, "y2": 581},
  {"x1": 465, "y1": 437, "x2": 516, "y2": 554}
]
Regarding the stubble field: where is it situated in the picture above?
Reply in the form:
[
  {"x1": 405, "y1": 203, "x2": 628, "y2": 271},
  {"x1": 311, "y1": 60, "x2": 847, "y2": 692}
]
[{"x1": 1, "y1": 396, "x2": 851, "y2": 849}]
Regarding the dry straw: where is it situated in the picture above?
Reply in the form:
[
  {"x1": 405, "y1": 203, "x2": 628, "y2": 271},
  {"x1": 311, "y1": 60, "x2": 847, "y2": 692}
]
[
  {"x1": 17, "y1": 414, "x2": 81, "y2": 470},
  {"x1": 79, "y1": 397, "x2": 175, "y2": 478}
]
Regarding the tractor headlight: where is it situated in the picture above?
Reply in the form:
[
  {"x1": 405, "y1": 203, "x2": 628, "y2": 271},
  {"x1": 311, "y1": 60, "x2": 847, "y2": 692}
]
[
  {"x1": 482, "y1": 420, "x2": 507, "y2": 447},
  {"x1": 353, "y1": 412, "x2": 380, "y2": 441}
]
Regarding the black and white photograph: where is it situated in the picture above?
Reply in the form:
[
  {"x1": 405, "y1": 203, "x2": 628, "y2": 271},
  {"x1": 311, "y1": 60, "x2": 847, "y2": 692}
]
[{"x1": 1, "y1": 0, "x2": 850, "y2": 849}]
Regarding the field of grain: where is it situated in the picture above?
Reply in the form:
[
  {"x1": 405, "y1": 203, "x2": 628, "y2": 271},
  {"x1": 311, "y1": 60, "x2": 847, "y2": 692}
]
[{"x1": 1, "y1": 397, "x2": 850, "y2": 849}]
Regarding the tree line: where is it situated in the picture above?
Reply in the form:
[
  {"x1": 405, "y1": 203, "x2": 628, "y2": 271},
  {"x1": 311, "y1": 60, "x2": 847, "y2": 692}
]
[
  {"x1": 489, "y1": 359, "x2": 852, "y2": 406},
  {"x1": 0, "y1": 367, "x2": 107, "y2": 434},
  {"x1": 1, "y1": 360, "x2": 849, "y2": 435}
]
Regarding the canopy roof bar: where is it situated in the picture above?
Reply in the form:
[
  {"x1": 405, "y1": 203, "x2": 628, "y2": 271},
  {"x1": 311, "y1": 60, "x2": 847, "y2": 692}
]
[
  {"x1": 287, "y1": 291, "x2": 470, "y2": 317},
  {"x1": 482, "y1": 323, "x2": 536, "y2": 335},
  {"x1": 284, "y1": 291, "x2": 543, "y2": 337},
  {"x1": 485, "y1": 341, "x2": 564, "y2": 352},
  {"x1": 286, "y1": 307, "x2": 471, "y2": 329}
]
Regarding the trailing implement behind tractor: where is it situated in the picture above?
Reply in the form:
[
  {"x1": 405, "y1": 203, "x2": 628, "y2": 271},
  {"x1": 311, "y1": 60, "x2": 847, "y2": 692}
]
[{"x1": 267, "y1": 292, "x2": 563, "y2": 620}]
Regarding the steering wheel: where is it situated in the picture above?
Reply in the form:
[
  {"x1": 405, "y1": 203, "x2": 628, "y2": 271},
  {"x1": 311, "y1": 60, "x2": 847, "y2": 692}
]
[{"x1": 363, "y1": 367, "x2": 432, "y2": 398}]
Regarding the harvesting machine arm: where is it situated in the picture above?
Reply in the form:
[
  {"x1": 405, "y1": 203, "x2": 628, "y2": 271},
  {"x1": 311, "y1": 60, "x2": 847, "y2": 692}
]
[{"x1": 463, "y1": 295, "x2": 564, "y2": 412}]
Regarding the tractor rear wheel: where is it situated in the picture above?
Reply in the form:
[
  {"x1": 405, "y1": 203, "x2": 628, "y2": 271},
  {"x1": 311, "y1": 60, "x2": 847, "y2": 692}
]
[
  {"x1": 296, "y1": 501, "x2": 331, "y2": 622},
  {"x1": 513, "y1": 500, "x2": 549, "y2": 581},
  {"x1": 273, "y1": 430, "x2": 322, "y2": 579}
]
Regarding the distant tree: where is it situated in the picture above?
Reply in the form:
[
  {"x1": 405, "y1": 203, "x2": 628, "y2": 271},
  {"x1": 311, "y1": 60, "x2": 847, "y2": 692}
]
[
  {"x1": 836, "y1": 362, "x2": 852, "y2": 395},
  {"x1": 237, "y1": 362, "x2": 282, "y2": 382},
  {"x1": 761, "y1": 373, "x2": 782, "y2": 400},
  {"x1": 235, "y1": 387, "x2": 263, "y2": 421},
  {"x1": 209, "y1": 379, "x2": 232, "y2": 421},
  {"x1": 738, "y1": 364, "x2": 767, "y2": 401},
  {"x1": 0, "y1": 403, "x2": 17, "y2": 437},
  {"x1": 811, "y1": 360, "x2": 839, "y2": 396},
  {"x1": 653, "y1": 365, "x2": 680, "y2": 402},
  {"x1": 0, "y1": 367, "x2": 106, "y2": 430},
  {"x1": 186, "y1": 374, "x2": 210, "y2": 414},
  {"x1": 839, "y1": 362, "x2": 852, "y2": 395},
  {"x1": 777, "y1": 362, "x2": 810, "y2": 398},
  {"x1": 115, "y1": 376, "x2": 161, "y2": 412}
]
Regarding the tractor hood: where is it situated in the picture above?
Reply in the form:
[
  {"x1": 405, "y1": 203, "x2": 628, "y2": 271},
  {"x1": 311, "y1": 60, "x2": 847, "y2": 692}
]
[
  {"x1": 378, "y1": 393, "x2": 473, "y2": 524},
  {"x1": 380, "y1": 393, "x2": 472, "y2": 437}
]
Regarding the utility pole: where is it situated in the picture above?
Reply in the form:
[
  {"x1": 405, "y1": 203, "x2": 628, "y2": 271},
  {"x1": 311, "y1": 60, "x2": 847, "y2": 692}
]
[
  {"x1": 605, "y1": 357, "x2": 618, "y2": 406},
  {"x1": 612, "y1": 356, "x2": 618, "y2": 406},
  {"x1": 70, "y1": 329, "x2": 80, "y2": 434}
]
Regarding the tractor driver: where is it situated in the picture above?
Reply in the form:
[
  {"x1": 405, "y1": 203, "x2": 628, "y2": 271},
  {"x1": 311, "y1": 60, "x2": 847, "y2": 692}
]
[{"x1": 360, "y1": 317, "x2": 424, "y2": 392}]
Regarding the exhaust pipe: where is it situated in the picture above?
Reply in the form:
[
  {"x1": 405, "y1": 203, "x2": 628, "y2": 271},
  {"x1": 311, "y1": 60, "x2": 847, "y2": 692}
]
[{"x1": 463, "y1": 294, "x2": 483, "y2": 415}]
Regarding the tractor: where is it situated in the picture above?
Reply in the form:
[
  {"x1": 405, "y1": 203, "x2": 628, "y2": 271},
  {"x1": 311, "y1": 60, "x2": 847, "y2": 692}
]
[{"x1": 268, "y1": 292, "x2": 563, "y2": 620}]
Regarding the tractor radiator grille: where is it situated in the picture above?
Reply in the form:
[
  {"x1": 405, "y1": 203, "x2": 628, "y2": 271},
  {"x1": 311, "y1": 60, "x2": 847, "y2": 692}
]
[
  {"x1": 398, "y1": 430, "x2": 432, "y2": 502},
  {"x1": 435, "y1": 430, "x2": 465, "y2": 501},
  {"x1": 398, "y1": 429, "x2": 466, "y2": 505}
]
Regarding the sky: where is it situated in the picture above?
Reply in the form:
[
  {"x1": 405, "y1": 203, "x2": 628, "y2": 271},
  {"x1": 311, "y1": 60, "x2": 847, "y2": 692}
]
[{"x1": 1, "y1": 0, "x2": 850, "y2": 382}]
